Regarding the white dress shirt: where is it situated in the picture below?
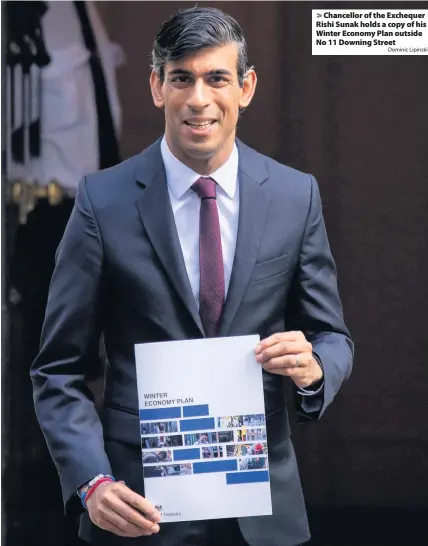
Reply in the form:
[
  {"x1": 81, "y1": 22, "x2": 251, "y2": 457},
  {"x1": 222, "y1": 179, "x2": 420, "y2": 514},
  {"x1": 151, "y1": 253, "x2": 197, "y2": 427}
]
[
  {"x1": 161, "y1": 137, "x2": 323, "y2": 400},
  {"x1": 160, "y1": 137, "x2": 239, "y2": 308},
  {"x1": 7, "y1": 1, "x2": 124, "y2": 193}
]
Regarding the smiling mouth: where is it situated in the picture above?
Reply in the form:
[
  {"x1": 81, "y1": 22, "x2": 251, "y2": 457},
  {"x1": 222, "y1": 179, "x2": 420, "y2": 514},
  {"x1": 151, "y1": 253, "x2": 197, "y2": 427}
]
[{"x1": 184, "y1": 121, "x2": 216, "y2": 128}]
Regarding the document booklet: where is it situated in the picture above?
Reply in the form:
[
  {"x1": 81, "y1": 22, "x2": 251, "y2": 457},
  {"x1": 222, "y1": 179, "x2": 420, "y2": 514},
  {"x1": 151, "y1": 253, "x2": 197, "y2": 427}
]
[{"x1": 134, "y1": 335, "x2": 273, "y2": 522}]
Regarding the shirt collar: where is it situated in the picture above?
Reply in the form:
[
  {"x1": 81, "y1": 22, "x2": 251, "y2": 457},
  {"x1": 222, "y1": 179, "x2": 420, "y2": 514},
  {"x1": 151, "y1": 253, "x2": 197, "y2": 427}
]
[{"x1": 161, "y1": 136, "x2": 238, "y2": 200}]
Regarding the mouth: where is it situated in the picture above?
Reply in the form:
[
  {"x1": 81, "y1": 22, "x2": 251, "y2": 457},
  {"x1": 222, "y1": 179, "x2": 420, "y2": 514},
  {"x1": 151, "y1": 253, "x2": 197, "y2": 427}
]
[
  {"x1": 182, "y1": 119, "x2": 217, "y2": 138},
  {"x1": 184, "y1": 120, "x2": 217, "y2": 129}
]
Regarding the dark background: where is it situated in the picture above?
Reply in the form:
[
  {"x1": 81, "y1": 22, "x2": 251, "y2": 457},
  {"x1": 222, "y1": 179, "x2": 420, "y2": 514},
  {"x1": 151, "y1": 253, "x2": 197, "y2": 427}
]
[{"x1": 3, "y1": 2, "x2": 428, "y2": 545}]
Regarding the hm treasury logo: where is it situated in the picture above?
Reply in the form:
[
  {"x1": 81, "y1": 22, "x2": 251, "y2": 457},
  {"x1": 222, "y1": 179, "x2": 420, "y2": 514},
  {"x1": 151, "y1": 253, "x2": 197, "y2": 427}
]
[{"x1": 155, "y1": 505, "x2": 182, "y2": 517}]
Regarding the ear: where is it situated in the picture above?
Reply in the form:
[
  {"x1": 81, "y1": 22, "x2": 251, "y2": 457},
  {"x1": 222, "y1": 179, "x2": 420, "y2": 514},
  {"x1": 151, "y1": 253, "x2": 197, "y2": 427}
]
[
  {"x1": 238, "y1": 68, "x2": 257, "y2": 110},
  {"x1": 150, "y1": 70, "x2": 164, "y2": 109}
]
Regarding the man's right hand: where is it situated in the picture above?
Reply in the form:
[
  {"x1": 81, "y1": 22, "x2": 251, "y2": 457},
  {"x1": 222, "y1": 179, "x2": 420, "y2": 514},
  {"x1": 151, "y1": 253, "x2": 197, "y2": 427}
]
[{"x1": 87, "y1": 481, "x2": 161, "y2": 537}]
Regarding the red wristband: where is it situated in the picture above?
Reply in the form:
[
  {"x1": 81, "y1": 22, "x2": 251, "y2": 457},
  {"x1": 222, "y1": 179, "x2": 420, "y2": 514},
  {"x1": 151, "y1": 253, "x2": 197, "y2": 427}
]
[{"x1": 85, "y1": 477, "x2": 114, "y2": 505}]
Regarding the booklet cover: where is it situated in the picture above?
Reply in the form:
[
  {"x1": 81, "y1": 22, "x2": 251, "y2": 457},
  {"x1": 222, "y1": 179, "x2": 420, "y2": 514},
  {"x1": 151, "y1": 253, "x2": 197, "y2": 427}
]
[{"x1": 134, "y1": 335, "x2": 273, "y2": 523}]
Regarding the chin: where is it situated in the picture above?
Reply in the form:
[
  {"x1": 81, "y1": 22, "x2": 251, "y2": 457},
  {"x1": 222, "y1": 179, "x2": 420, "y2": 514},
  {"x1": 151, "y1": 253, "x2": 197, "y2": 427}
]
[{"x1": 184, "y1": 143, "x2": 218, "y2": 159}]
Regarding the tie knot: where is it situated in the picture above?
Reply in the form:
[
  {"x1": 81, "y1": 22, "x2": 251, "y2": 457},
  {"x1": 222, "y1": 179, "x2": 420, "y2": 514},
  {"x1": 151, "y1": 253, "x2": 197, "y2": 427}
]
[{"x1": 191, "y1": 177, "x2": 217, "y2": 199}]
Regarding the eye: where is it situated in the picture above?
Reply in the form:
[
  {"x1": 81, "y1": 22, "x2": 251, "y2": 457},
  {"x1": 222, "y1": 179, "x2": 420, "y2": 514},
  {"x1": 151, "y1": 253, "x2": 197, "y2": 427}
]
[
  {"x1": 170, "y1": 75, "x2": 192, "y2": 86},
  {"x1": 208, "y1": 75, "x2": 229, "y2": 86}
]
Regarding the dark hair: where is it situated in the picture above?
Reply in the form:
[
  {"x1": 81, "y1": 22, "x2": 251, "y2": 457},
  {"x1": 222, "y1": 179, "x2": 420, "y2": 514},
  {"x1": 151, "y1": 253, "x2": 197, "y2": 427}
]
[{"x1": 152, "y1": 6, "x2": 251, "y2": 87}]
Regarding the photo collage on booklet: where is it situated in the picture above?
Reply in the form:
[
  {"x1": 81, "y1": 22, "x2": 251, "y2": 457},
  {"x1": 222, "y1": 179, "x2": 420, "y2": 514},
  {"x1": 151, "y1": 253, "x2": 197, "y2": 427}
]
[{"x1": 141, "y1": 408, "x2": 268, "y2": 479}]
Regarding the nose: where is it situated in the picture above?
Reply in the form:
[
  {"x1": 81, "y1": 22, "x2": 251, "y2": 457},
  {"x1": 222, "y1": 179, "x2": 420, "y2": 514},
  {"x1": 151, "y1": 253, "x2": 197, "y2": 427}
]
[{"x1": 186, "y1": 79, "x2": 211, "y2": 111}]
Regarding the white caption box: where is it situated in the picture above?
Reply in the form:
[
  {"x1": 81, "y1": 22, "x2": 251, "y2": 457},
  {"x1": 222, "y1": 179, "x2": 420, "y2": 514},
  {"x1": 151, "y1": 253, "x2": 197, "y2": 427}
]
[{"x1": 312, "y1": 10, "x2": 428, "y2": 55}]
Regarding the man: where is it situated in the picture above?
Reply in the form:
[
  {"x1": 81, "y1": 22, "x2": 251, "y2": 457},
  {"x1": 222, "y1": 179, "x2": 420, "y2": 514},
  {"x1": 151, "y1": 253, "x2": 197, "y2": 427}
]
[
  {"x1": 143, "y1": 452, "x2": 169, "y2": 478},
  {"x1": 193, "y1": 434, "x2": 209, "y2": 446},
  {"x1": 239, "y1": 447, "x2": 254, "y2": 471},
  {"x1": 252, "y1": 444, "x2": 265, "y2": 456},
  {"x1": 31, "y1": 6, "x2": 353, "y2": 546}
]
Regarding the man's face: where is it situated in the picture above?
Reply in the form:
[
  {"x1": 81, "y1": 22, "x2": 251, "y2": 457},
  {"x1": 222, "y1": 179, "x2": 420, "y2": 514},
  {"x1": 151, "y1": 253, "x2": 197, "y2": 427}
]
[{"x1": 150, "y1": 43, "x2": 256, "y2": 173}]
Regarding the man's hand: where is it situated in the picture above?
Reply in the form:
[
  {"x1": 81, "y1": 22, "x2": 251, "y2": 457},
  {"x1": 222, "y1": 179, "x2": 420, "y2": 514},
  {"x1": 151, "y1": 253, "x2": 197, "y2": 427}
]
[
  {"x1": 87, "y1": 481, "x2": 161, "y2": 538},
  {"x1": 255, "y1": 331, "x2": 323, "y2": 389}
]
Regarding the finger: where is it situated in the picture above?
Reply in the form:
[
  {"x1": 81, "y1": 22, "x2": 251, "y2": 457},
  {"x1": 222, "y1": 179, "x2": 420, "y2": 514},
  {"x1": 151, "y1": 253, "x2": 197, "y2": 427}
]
[
  {"x1": 264, "y1": 365, "x2": 314, "y2": 389},
  {"x1": 97, "y1": 520, "x2": 131, "y2": 538},
  {"x1": 104, "y1": 493, "x2": 160, "y2": 533},
  {"x1": 98, "y1": 506, "x2": 155, "y2": 537},
  {"x1": 262, "y1": 362, "x2": 305, "y2": 377},
  {"x1": 255, "y1": 332, "x2": 302, "y2": 354},
  {"x1": 256, "y1": 341, "x2": 303, "y2": 362},
  {"x1": 117, "y1": 486, "x2": 160, "y2": 521},
  {"x1": 262, "y1": 354, "x2": 306, "y2": 369},
  {"x1": 111, "y1": 498, "x2": 160, "y2": 533},
  {"x1": 112, "y1": 482, "x2": 160, "y2": 522},
  {"x1": 98, "y1": 517, "x2": 152, "y2": 538}
]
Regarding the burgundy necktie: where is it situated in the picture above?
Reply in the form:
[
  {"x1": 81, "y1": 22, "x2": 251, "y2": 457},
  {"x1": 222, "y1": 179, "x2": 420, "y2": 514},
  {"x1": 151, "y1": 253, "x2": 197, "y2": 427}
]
[{"x1": 191, "y1": 177, "x2": 225, "y2": 337}]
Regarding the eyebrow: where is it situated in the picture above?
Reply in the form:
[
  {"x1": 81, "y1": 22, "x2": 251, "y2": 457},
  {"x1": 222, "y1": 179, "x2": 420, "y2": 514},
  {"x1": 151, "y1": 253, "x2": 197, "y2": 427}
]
[{"x1": 167, "y1": 68, "x2": 233, "y2": 77}]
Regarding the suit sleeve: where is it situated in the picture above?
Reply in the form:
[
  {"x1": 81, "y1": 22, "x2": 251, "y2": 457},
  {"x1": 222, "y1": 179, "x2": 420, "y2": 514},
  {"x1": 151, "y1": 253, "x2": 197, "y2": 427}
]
[
  {"x1": 286, "y1": 174, "x2": 354, "y2": 421},
  {"x1": 30, "y1": 177, "x2": 112, "y2": 511}
]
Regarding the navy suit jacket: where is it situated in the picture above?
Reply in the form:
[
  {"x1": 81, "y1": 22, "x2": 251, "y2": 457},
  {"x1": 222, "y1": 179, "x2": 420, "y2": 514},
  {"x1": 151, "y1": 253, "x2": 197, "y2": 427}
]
[{"x1": 31, "y1": 139, "x2": 353, "y2": 545}]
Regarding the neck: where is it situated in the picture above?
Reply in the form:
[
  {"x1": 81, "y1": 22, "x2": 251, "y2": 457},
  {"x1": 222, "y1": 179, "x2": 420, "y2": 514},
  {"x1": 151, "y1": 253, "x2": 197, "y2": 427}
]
[{"x1": 165, "y1": 133, "x2": 235, "y2": 175}]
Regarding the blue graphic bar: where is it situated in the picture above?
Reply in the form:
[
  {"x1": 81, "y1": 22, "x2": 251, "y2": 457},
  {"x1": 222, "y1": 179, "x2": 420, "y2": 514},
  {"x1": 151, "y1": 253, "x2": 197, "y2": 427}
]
[
  {"x1": 139, "y1": 407, "x2": 181, "y2": 421},
  {"x1": 173, "y1": 448, "x2": 201, "y2": 461},
  {"x1": 182, "y1": 404, "x2": 210, "y2": 418},
  {"x1": 226, "y1": 470, "x2": 270, "y2": 485},
  {"x1": 179, "y1": 417, "x2": 215, "y2": 432},
  {"x1": 193, "y1": 460, "x2": 238, "y2": 474}
]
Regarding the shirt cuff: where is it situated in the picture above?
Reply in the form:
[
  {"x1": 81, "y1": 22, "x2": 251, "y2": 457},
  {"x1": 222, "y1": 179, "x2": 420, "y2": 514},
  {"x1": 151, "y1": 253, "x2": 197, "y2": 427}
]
[
  {"x1": 296, "y1": 352, "x2": 324, "y2": 396},
  {"x1": 297, "y1": 380, "x2": 324, "y2": 396}
]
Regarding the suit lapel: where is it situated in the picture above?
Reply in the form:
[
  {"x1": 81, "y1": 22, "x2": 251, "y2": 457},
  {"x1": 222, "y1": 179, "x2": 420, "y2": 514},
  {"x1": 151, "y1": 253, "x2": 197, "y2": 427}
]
[
  {"x1": 134, "y1": 140, "x2": 205, "y2": 337},
  {"x1": 218, "y1": 141, "x2": 270, "y2": 336}
]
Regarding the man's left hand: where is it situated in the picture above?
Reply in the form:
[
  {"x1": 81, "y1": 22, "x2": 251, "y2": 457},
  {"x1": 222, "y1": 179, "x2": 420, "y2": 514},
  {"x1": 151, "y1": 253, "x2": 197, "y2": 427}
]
[{"x1": 255, "y1": 331, "x2": 323, "y2": 390}]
